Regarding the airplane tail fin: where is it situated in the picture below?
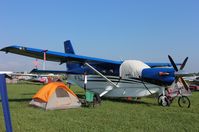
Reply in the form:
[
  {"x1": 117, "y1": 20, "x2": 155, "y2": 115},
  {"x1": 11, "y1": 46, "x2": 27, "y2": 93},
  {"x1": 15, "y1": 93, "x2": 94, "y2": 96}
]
[
  {"x1": 64, "y1": 40, "x2": 75, "y2": 54},
  {"x1": 64, "y1": 40, "x2": 80, "y2": 70}
]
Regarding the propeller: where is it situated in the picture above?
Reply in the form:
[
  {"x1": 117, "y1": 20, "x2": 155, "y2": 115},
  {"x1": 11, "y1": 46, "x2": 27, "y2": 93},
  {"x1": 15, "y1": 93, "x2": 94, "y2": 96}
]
[
  {"x1": 168, "y1": 55, "x2": 189, "y2": 91},
  {"x1": 180, "y1": 57, "x2": 188, "y2": 70},
  {"x1": 168, "y1": 55, "x2": 178, "y2": 72}
]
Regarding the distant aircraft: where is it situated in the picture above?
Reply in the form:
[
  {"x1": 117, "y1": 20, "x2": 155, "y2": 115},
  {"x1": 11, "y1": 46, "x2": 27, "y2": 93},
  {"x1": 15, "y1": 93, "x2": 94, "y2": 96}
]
[
  {"x1": 184, "y1": 75, "x2": 199, "y2": 86},
  {"x1": 0, "y1": 71, "x2": 15, "y2": 79},
  {"x1": 0, "y1": 71, "x2": 14, "y2": 75},
  {"x1": 0, "y1": 40, "x2": 191, "y2": 105},
  {"x1": 0, "y1": 71, "x2": 60, "y2": 84},
  {"x1": 25, "y1": 74, "x2": 61, "y2": 84}
]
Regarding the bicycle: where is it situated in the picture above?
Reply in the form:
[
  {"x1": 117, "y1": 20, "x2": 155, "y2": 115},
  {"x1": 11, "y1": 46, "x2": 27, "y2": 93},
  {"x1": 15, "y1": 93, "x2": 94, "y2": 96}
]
[{"x1": 158, "y1": 86, "x2": 191, "y2": 108}]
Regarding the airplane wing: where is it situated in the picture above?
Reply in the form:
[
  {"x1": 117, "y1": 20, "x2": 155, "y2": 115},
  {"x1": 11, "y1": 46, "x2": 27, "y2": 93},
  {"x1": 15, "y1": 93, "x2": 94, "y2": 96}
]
[
  {"x1": 145, "y1": 62, "x2": 181, "y2": 68},
  {"x1": 0, "y1": 45, "x2": 122, "y2": 65},
  {"x1": 0, "y1": 45, "x2": 178, "y2": 68}
]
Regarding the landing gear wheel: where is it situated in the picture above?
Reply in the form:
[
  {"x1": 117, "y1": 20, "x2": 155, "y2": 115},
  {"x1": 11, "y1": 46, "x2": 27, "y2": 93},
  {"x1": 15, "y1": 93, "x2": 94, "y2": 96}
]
[
  {"x1": 158, "y1": 95, "x2": 170, "y2": 107},
  {"x1": 178, "y1": 96, "x2": 190, "y2": 108}
]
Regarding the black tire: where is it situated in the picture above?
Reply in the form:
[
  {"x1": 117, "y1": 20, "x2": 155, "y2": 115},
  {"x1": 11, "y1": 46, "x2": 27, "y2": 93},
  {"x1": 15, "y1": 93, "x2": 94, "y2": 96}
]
[
  {"x1": 158, "y1": 95, "x2": 170, "y2": 107},
  {"x1": 178, "y1": 96, "x2": 190, "y2": 108},
  {"x1": 158, "y1": 94, "x2": 163, "y2": 105}
]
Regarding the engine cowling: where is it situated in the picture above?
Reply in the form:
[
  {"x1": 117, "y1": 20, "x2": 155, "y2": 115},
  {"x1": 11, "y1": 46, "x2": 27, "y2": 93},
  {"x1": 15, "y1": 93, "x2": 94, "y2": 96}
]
[{"x1": 142, "y1": 68, "x2": 175, "y2": 85}]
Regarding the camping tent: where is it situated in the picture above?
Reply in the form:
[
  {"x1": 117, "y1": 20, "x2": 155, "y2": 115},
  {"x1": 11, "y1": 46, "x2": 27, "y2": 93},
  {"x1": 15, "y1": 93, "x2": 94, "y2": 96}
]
[{"x1": 29, "y1": 82, "x2": 81, "y2": 110}]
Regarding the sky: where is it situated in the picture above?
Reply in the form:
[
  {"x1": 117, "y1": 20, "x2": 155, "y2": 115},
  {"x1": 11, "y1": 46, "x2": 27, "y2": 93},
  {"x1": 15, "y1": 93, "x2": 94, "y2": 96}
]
[{"x1": 0, "y1": 1, "x2": 198, "y2": 72}]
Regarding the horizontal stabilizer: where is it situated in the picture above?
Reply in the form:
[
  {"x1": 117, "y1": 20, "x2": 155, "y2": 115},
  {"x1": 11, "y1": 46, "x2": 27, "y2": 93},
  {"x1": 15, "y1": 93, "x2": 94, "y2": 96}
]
[
  {"x1": 30, "y1": 69, "x2": 68, "y2": 74},
  {"x1": 30, "y1": 69, "x2": 83, "y2": 74}
]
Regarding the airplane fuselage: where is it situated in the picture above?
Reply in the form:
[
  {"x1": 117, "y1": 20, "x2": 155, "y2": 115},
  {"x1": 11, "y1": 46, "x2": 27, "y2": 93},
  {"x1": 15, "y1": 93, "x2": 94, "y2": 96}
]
[{"x1": 68, "y1": 74, "x2": 162, "y2": 97}]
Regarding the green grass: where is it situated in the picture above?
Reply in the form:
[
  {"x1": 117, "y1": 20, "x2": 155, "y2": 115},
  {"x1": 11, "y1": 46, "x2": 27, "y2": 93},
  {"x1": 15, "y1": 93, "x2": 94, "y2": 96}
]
[{"x1": 1, "y1": 84, "x2": 199, "y2": 132}]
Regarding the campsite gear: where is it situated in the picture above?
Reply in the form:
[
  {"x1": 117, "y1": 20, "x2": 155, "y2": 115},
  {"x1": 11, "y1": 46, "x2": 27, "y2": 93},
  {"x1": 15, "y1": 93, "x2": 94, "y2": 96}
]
[
  {"x1": 30, "y1": 82, "x2": 81, "y2": 110},
  {"x1": 84, "y1": 91, "x2": 101, "y2": 107},
  {"x1": 79, "y1": 91, "x2": 101, "y2": 107},
  {"x1": 83, "y1": 91, "x2": 95, "y2": 107},
  {"x1": 86, "y1": 91, "x2": 94, "y2": 102}
]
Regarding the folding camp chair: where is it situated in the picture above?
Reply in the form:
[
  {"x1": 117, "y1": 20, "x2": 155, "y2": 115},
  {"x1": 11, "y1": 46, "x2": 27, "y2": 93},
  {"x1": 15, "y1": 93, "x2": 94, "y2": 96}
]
[{"x1": 85, "y1": 91, "x2": 95, "y2": 107}]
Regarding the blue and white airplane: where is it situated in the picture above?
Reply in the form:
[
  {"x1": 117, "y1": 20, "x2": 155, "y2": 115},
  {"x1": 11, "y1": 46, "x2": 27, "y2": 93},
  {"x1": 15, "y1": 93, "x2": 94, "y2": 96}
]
[{"x1": 0, "y1": 40, "x2": 190, "y2": 100}]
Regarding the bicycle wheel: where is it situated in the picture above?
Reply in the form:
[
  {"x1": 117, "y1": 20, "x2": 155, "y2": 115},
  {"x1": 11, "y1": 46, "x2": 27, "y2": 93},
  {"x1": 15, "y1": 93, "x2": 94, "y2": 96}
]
[
  {"x1": 157, "y1": 94, "x2": 163, "y2": 105},
  {"x1": 158, "y1": 95, "x2": 170, "y2": 107},
  {"x1": 178, "y1": 96, "x2": 190, "y2": 108}
]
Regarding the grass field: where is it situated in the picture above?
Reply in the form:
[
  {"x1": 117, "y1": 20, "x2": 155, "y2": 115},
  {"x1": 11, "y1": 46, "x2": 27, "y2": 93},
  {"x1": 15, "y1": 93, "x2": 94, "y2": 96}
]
[{"x1": 0, "y1": 83, "x2": 199, "y2": 132}]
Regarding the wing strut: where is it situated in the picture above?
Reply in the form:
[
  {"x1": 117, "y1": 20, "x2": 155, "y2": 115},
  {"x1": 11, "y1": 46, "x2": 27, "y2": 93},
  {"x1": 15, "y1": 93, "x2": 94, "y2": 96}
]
[{"x1": 84, "y1": 63, "x2": 118, "y2": 97}]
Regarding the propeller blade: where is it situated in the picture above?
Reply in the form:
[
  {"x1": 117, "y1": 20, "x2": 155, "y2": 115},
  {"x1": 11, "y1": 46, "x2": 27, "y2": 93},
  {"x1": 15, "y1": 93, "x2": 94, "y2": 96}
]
[
  {"x1": 180, "y1": 57, "x2": 188, "y2": 70},
  {"x1": 168, "y1": 55, "x2": 178, "y2": 72},
  {"x1": 180, "y1": 77, "x2": 189, "y2": 91}
]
